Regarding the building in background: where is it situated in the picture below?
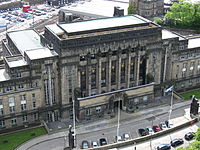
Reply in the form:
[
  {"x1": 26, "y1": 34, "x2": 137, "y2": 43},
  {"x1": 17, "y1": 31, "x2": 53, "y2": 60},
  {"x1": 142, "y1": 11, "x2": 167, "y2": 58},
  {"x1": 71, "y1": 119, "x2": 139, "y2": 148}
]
[{"x1": 129, "y1": 0, "x2": 164, "y2": 18}]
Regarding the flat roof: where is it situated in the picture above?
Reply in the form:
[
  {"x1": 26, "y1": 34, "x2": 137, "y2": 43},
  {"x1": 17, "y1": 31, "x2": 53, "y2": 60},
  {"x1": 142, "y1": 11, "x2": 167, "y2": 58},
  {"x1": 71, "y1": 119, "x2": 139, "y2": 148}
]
[
  {"x1": 7, "y1": 30, "x2": 44, "y2": 56},
  {"x1": 0, "y1": 69, "x2": 10, "y2": 82},
  {"x1": 64, "y1": 0, "x2": 129, "y2": 17},
  {"x1": 188, "y1": 37, "x2": 200, "y2": 49},
  {"x1": 47, "y1": 24, "x2": 65, "y2": 36},
  {"x1": 162, "y1": 29, "x2": 184, "y2": 40},
  {"x1": 25, "y1": 48, "x2": 58, "y2": 60},
  {"x1": 58, "y1": 15, "x2": 150, "y2": 34},
  {"x1": 5, "y1": 56, "x2": 27, "y2": 68}
]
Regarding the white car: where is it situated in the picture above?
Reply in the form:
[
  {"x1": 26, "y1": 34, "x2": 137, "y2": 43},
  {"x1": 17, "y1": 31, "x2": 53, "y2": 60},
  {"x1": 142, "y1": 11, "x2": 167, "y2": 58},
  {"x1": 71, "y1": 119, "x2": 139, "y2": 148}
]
[
  {"x1": 91, "y1": 141, "x2": 98, "y2": 148},
  {"x1": 159, "y1": 122, "x2": 168, "y2": 130},
  {"x1": 123, "y1": 133, "x2": 130, "y2": 141},
  {"x1": 146, "y1": 126, "x2": 154, "y2": 134},
  {"x1": 115, "y1": 135, "x2": 123, "y2": 142}
]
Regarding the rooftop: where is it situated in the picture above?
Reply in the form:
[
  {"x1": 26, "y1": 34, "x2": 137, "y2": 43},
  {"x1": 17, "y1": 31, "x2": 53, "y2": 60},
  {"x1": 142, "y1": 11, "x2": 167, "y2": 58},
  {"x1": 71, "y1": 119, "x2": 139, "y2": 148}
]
[
  {"x1": 0, "y1": 69, "x2": 10, "y2": 82},
  {"x1": 7, "y1": 30, "x2": 58, "y2": 60},
  {"x1": 162, "y1": 29, "x2": 185, "y2": 40},
  {"x1": 188, "y1": 37, "x2": 200, "y2": 49},
  {"x1": 7, "y1": 30, "x2": 44, "y2": 56},
  {"x1": 5, "y1": 56, "x2": 27, "y2": 68},
  {"x1": 58, "y1": 15, "x2": 151, "y2": 34},
  {"x1": 25, "y1": 48, "x2": 58, "y2": 60}
]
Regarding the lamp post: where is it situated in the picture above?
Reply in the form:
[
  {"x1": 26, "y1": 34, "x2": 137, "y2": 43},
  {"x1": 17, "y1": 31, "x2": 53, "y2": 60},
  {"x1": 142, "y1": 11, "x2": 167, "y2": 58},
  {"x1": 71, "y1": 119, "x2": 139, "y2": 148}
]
[
  {"x1": 116, "y1": 97, "x2": 120, "y2": 143},
  {"x1": 72, "y1": 99, "x2": 76, "y2": 148}
]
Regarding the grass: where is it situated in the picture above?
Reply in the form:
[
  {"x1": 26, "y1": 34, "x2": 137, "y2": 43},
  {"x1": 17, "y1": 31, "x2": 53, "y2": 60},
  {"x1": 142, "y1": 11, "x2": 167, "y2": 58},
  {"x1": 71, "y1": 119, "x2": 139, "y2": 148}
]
[
  {"x1": 180, "y1": 89, "x2": 200, "y2": 100},
  {"x1": 0, "y1": 127, "x2": 47, "y2": 150}
]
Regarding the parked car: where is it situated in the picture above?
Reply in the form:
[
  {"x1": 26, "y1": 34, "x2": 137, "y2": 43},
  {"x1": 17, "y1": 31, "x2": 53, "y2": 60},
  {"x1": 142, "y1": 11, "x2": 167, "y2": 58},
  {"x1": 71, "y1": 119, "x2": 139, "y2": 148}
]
[
  {"x1": 159, "y1": 122, "x2": 168, "y2": 130},
  {"x1": 91, "y1": 141, "x2": 98, "y2": 148},
  {"x1": 152, "y1": 125, "x2": 161, "y2": 132},
  {"x1": 115, "y1": 135, "x2": 123, "y2": 142},
  {"x1": 185, "y1": 132, "x2": 195, "y2": 141},
  {"x1": 146, "y1": 126, "x2": 154, "y2": 135},
  {"x1": 170, "y1": 138, "x2": 184, "y2": 147},
  {"x1": 123, "y1": 133, "x2": 131, "y2": 141},
  {"x1": 99, "y1": 138, "x2": 107, "y2": 146},
  {"x1": 82, "y1": 140, "x2": 89, "y2": 149},
  {"x1": 165, "y1": 120, "x2": 174, "y2": 128},
  {"x1": 156, "y1": 144, "x2": 171, "y2": 150},
  {"x1": 138, "y1": 128, "x2": 148, "y2": 136}
]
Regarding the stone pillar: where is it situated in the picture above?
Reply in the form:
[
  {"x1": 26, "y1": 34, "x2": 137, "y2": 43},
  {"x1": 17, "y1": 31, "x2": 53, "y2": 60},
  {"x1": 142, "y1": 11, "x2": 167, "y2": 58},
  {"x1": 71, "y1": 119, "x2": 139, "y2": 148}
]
[
  {"x1": 126, "y1": 53, "x2": 131, "y2": 88},
  {"x1": 77, "y1": 70, "x2": 81, "y2": 88},
  {"x1": 117, "y1": 55, "x2": 121, "y2": 89},
  {"x1": 97, "y1": 59, "x2": 102, "y2": 94},
  {"x1": 145, "y1": 56, "x2": 149, "y2": 84},
  {"x1": 135, "y1": 52, "x2": 140, "y2": 86},
  {"x1": 107, "y1": 55, "x2": 112, "y2": 92}
]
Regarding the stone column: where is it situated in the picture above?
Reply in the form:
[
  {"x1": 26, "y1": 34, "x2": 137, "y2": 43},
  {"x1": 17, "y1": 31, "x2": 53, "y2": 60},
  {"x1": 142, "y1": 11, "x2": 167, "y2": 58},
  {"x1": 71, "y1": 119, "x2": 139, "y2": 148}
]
[
  {"x1": 145, "y1": 55, "x2": 149, "y2": 84},
  {"x1": 107, "y1": 55, "x2": 112, "y2": 92},
  {"x1": 135, "y1": 51, "x2": 140, "y2": 86},
  {"x1": 126, "y1": 53, "x2": 131, "y2": 88},
  {"x1": 97, "y1": 59, "x2": 102, "y2": 94},
  {"x1": 117, "y1": 55, "x2": 121, "y2": 89}
]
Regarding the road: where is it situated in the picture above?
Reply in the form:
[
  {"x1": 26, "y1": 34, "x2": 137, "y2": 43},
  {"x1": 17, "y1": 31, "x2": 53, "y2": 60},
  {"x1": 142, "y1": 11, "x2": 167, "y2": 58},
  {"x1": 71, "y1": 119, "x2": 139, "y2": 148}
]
[{"x1": 27, "y1": 104, "x2": 191, "y2": 150}]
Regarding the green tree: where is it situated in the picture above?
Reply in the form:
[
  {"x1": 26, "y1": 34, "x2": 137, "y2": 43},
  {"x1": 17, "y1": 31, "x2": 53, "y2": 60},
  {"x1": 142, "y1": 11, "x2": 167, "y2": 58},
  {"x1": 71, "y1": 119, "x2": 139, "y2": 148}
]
[
  {"x1": 195, "y1": 128, "x2": 200, "y2": 141},
  {"x1": 128, "y1": 5, "x2": 136, "y2": 14},
  {"x1": 165, "y1": 0, "x2": 200, "y2": 27}
]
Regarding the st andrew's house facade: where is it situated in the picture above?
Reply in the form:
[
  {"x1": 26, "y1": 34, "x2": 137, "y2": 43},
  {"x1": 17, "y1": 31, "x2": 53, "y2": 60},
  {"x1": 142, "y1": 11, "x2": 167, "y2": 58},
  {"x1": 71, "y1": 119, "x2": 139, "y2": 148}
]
[{"x1": 0, "y1": 14, "x2": 200, "y2": 129}]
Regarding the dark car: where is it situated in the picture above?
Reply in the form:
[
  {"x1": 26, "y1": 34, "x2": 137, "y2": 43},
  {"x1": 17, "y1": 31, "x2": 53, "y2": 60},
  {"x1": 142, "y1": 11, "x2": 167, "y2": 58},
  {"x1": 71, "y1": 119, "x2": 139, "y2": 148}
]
[
  {"x1": 170, "y1": 138, "x2": 184, "y2": 147},
  {"x1": 185, "y1": 132, "x2": 195, "y2": 141},
  {"x1": 157, "y1": 144, "x2": 171, "y2": 150},
  {"x1": 152, "y1": 125, "x2": 161, "y2": 132},
  {"x1": 99, "y1": 138, "x2": 107, "y2": 146},
  {"x1": 138, "y1": 128, "x2": 148, "y2": 136},
  {"x1": 82, "y1": 140, "x2": 89, "y2": 149}
]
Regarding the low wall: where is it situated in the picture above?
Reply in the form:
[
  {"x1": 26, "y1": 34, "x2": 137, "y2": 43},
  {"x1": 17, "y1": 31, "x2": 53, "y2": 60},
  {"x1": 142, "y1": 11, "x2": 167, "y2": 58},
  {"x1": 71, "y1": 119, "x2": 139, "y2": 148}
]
[{"x1": 86, "y1": 118, "x2": 198, "y2": 150}]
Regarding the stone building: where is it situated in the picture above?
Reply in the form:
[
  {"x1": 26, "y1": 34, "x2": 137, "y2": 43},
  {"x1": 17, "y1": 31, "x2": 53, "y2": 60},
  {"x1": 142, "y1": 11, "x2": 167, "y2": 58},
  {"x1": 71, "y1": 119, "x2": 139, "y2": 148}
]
[
  {"x1": 0, "y1": 15, "x2": 200, "y2": 129},
  {"x1": 129, "y1": 0, "x2": 164, "y2": 18}
]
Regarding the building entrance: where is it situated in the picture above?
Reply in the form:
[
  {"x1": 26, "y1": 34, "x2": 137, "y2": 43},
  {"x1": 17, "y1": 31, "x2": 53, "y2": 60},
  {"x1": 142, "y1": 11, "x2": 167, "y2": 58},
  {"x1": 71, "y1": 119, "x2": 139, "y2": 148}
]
[{"x1": 114, "y1": 100, "x2": 123, "y2": 109}]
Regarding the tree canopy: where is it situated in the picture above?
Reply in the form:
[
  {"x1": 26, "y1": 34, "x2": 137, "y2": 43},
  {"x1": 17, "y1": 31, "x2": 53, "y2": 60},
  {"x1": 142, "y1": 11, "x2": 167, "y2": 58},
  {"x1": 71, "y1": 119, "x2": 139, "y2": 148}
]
[
  {"x1": 165, "y1": 0, "x2": 200, "y2": 27},
  {"x1": 128, "y1": 5, "x2": 136, "y2": 14}
]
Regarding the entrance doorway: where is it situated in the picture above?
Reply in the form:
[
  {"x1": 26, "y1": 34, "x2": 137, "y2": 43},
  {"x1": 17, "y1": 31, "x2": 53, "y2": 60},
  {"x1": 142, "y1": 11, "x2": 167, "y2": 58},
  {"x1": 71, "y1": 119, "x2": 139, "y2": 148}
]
[{"x1": 114, "y1": 100, "x2": 123, "y2": 109}]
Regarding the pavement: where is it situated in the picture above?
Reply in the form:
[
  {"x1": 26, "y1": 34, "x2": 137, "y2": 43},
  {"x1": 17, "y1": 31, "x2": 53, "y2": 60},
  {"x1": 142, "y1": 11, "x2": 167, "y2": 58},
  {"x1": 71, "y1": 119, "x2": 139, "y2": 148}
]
[{"x1": 15, "y1": 95, "x2": 193, "y2": 150}]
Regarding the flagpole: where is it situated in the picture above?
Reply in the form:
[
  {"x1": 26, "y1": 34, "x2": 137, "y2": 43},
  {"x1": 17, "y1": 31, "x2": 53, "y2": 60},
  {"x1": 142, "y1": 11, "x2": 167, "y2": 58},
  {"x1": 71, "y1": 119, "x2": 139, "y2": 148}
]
[{"x1": 168, "y1": 89, "x2": 173, "y2": 121}]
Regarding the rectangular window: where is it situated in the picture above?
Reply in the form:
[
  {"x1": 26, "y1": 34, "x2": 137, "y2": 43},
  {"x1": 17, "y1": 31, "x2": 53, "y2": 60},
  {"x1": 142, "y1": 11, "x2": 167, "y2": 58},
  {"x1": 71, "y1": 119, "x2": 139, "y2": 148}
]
[
  {"x1": 0, "y1": 99, "x2": 3, "y2": 115},
  {"x1": 121, "y1": 59, "x2": 126, "y2": 83},
  {"x1": 130, "y1": 57, "x2": 135, "y2": 81},
  {"x1": 11, "y1": 118, "x2": 17, "y2": 125},
  {"x1": 33, "y1": 113, "x2": 38, "y2": 121},
  {"x1": 0, "y1": 120, "x2": 5, "y2": 128},
  {"x1": 22, "y1": 115, "x2": 27, "y2": 122},
  {"x1": 91, "y1": 65, "x2": 96, "y2": 89},
  {"x1": 111, "y1": 61, "x2": 116, "y2": 85},
  {"x1": 96, "y1": 106, "x2": 101, "y2": 113},
  {"x1": 101, "y1": 62, "x2": 106, "y2": 87},
  {"x1": 85, "y1": 109, "x2": 90, "y2": 116},
  {"x1": 9, "y1": 97, "x2": 15, "y2": 113}
]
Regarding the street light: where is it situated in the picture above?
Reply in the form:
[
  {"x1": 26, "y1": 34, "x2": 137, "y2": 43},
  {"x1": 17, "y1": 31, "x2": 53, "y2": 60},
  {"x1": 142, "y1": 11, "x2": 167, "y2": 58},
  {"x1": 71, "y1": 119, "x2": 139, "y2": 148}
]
[{"x1": 116, "y1": 97, "x2": 120, "y2": 143}]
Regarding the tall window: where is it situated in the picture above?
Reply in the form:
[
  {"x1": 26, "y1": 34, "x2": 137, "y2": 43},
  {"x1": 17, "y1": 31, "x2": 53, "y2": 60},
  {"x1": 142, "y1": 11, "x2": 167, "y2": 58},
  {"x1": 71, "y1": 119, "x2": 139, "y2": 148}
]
[
  {"x1": 0, "y1": 120, "x2": 5, "y2": 128},
  {"x1": 130, "y1": 57, "x2": 135, "y2": 81},
  {"x1": 91, "y1": 65, "x2": 96, "y2": 89},
  {"x1": 22, "y1": 115, "x2": 28, "y2": 122},
  {"x1": 111, "y1": 61, "x2": 116, "y2": 85},
  {"x1": 32, "y1": 93, "x2": 36, "y2": 109},
  {"x1": 189, "y1": 62, "x2": 195, "y2": 76},
  {"x1": 11, "y1": 118, "x2": 17, "y2": 125},
  {"x1": 182, "y1": 63, "x2": 187, "y2": 78},
  {"x1": 101, "y1": 63, "x2": 106, "y2": 87},
  {"x1": 9, "y1": 97, "x2": 15, "y2": 113},
  {"x1": 0, "y1": 99, "x2": 3, "y2": 115},
  {"x1": 86, "y1": 109, "x2": 90, "y2": 116},
  {"x1": 121, "y1": 59, "x2": 126, "y2": 83},
  {"x1": 80, "y1": 67, "x2": 86, "y2": 90},
  {"x1": 20, "y1": 95, "x2": 26, "y2": 111}
]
